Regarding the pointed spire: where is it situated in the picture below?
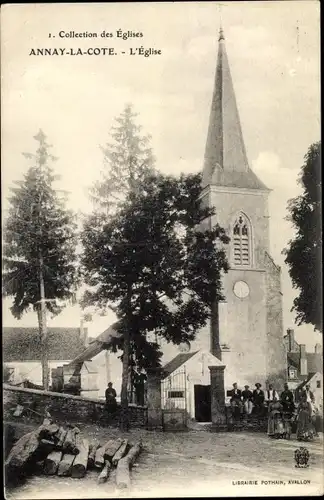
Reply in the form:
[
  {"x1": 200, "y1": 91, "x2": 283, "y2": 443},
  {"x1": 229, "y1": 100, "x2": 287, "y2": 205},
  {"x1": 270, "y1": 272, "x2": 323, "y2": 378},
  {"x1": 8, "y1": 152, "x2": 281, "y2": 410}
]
[
  {"x1": 219, "y1": 26, "x2": 225, "y2": 42},
  {"x1": 202, "y1": 31, "x2": 269, "y2": 191}
]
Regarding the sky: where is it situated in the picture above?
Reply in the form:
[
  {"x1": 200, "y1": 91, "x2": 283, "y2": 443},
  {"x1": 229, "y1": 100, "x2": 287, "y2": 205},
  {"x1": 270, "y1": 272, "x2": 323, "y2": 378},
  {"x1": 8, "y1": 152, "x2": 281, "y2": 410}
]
[{"x1": 1, "y1": 1, "x2": 321, "y2": 349}]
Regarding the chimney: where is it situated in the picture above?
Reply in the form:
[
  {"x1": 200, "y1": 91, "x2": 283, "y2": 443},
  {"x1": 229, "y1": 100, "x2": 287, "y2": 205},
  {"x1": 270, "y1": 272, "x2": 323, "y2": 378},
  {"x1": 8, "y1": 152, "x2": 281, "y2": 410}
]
[
  {"x1": 287, "y1": 328, "x2": 295, "y2": 352},
  {"x1": 80, "y1": 319, "x2": 88, "y2": 347},
  {"x1": 315, "y1": 343, "x2": 322, "y2": 354},
  {"x1": 299, "y1": 344, "x2": 308, "y2": 376}
]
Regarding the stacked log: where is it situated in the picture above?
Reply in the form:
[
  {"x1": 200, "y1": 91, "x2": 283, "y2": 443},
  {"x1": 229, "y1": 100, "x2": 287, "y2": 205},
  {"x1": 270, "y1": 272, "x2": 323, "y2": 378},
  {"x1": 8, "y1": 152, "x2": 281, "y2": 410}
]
[
  {"x1": 5, "y1": 419, "x2": 143, "y2": 488},
  {"x1": 57, "y1": 454, "x2": 75, "y2": 476},
  {"x1": 56, "y1": 428, "x2": 68, "y2": 448},
  {"x1": 94, "y1": 440, "x2": 112, "y2": 469},
  {"x1": 5, "y1": 423, "x2": 59, "y2": 471},
  {"x1": 62, "y1": 427, "x2": 80, "y2": 454},
  {"x1": 112, "y1": 439, "x2": 128, "y2": 466},
  {"x1": 71, "y1": 437, "x2": 89, "y2": 478},
  {"x1": 97, "y1": 460, "x2": 112, "y2": 484},
  {"x1": 44, "y1": 451, "x2": 63, "y2": 475},
  {"x1": 87, "y1": 443, "x2": 99, "y2": 469},
  {"x1": 104, "y1": 438, "x2": 123, "y2": 461},
  {"x1": 116, "y1": 441, "x2": 142, "y2": 489}
]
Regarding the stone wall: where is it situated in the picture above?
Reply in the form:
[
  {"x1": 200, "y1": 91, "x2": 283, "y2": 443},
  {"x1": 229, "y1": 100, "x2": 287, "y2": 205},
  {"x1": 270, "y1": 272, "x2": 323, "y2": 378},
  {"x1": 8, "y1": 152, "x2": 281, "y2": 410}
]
[
  {"x1": 3, "y1": 384, "x2": 147, "y2": 428},
  {"x1": 264, "y1": 252, "x2": 287, "y2": 390}
]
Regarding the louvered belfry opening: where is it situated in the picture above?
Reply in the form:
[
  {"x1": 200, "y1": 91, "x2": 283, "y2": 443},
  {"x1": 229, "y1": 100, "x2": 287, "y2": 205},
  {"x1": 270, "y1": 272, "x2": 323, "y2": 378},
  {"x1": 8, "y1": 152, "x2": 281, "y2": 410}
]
[{"x1": 233, "y1": 214, "x2": 250, "y2": 266}]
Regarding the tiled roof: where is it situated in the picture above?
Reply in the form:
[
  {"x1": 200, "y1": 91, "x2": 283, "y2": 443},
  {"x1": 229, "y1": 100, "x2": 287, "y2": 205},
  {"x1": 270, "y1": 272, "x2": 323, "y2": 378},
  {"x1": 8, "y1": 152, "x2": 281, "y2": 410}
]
[
  {"x1": 162, "y1": 352, "x2": 198, "y2": 377},
  {"x1": 287, "y1": 352, "x2": 323, "y2": 373},
  {"x1": 3, "y1": 327, "x2": 86, "y2": 362}
]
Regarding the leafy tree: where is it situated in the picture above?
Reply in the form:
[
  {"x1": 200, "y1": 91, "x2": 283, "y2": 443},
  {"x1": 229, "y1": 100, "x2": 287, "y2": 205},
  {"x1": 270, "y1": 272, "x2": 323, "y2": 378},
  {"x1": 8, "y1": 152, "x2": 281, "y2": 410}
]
[
  {"x1": 3, "y1": 130, "x2": 79, "y2": 389},
  {"x1": 283, "y1": 141, "x2": 322, "y2": 332},
  {"x1": 90, "y1": 103, "x2": 156, "y2": 215},
  {"x1": 81, "y1": 172, "x2": 229, "y2": 428}
]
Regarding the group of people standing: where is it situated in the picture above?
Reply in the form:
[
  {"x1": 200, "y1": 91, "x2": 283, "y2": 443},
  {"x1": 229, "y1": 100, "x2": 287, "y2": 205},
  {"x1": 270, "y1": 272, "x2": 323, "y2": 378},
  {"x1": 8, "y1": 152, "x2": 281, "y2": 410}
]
[{"x1": 229, "y1": 381, "x2": 318, "y2": 442}]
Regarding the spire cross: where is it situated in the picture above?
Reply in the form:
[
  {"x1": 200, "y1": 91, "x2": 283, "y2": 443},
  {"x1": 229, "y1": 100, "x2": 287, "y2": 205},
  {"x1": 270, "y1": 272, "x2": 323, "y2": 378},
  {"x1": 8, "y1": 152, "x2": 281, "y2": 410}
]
[{"x1": 217, "y1": 3, "x2": 225, "y2": 41}]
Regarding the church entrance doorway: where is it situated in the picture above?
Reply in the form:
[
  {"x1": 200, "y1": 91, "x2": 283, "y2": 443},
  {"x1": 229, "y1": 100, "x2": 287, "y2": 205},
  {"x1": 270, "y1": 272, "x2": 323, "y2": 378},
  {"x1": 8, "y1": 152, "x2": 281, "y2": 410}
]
[{"x1": 194, "y1": 384, "x2": 211, "y2": 422}]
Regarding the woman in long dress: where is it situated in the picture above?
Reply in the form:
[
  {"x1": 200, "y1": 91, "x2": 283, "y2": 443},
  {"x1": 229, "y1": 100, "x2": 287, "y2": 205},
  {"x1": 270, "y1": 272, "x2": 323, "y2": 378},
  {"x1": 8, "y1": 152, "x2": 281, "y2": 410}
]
[
  {"x1": 267, "y1": 397, "x2": 291, "y2": 439},
  {"x1": 296, "y1": 394, "x2": 317, "y2": 441}
]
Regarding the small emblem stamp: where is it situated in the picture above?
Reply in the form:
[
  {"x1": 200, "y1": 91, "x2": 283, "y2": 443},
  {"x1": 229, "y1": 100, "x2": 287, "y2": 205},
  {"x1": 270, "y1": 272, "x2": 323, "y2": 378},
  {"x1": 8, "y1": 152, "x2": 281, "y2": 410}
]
[{"x1": 294, "y1": 447, "x2": 310, "y2": 468}]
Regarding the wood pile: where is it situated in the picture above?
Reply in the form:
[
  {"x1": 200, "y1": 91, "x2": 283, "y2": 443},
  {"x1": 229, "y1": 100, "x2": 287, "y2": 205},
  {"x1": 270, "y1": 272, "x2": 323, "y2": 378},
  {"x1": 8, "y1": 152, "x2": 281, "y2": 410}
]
[{"x1": 5, "y1": 417, "x2": 143, "y2": 489}]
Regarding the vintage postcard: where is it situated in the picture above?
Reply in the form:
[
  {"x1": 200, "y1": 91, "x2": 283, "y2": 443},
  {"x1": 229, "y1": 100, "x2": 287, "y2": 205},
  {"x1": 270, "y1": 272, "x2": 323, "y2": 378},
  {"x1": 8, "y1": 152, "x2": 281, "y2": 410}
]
[{"x1": 2, "y1": 1, "x2": 322, "y2": 498}]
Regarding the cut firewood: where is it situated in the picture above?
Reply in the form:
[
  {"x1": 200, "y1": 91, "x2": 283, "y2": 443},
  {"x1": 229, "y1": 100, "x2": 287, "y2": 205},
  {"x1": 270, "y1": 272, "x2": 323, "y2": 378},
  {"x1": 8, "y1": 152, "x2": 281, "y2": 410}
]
[
  {"x1": 71, "y1": 438, "x2": 89, "y2": 478},
  {"x1": 94, "y1": 439, "x2": 113, "y2": 469},
  {"x1": 126, "y1": 441, "x2": 142, "y2": 466},
  {"x1": 88, "y1": 443, "x2": 99, "y2": 469},
  {"x1": 98, "y1": 460, "x2": 111, "y2": 484},
  {"x1": 5, "y1": 423, "x2": 59, "y2": 471},
  {"x1": 62, "y1": 427, "x2": 80, "y2": 454},
  {"x1": 116, "y1": 441, "x2": 142, "y2": 489},
  {"x1": 104, "y1": 438, "x2": 123, "y2": 461},
  {"x1": 43, "y1": 451, "x2": 63, "y2": 475},
  {"x1": 57, "y1": 453, "x2": 75, "y2": 476},
  {"x1": 39, "y1": 423, "x2": 60, "y2": 440},
  {"x1": 112, "y1": 439, "x2": 128, "y2": 466},
  {"x1": 56, "y1": 428, "x2": 68, "y2": 448}
]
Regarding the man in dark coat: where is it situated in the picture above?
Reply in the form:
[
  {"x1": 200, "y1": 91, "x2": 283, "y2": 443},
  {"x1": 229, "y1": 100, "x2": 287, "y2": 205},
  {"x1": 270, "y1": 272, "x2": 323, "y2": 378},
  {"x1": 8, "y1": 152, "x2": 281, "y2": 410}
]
[
  {"x1": 252, "y1": 383, "x2": 265, "y2": 416},
  {"x1": 242, "y1": 385, "x2": 253, "y2": 415},
  {"x1": 229, "y1": 383, "x2": 243, "y2": 418},
  {"x1": 280, "y1": 382, "x2": 295, "y2": 414}
]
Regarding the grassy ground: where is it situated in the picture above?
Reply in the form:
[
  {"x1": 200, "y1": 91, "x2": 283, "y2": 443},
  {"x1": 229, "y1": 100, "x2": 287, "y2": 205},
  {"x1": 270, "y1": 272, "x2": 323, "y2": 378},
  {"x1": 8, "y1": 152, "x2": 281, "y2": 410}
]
[{"x1": 5, "y1": 420, "x2": 323, "y2": 498}]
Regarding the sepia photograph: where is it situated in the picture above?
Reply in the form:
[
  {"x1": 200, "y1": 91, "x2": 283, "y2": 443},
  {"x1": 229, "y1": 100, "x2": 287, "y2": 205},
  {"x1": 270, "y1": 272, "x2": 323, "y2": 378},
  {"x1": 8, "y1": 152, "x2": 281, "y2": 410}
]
[{"x1": 1, "y1": 1, "x2": 322, "y2": 498}]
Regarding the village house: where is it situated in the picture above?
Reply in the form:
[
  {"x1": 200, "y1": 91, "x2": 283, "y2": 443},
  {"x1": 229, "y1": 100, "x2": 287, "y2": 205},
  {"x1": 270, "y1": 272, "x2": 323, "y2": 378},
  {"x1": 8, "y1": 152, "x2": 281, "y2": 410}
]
[
  {"x1": 3, "y1": 325, "x2": 87, "y2": 388},
  {"x1": 284, "y1": 328, "x2": 323, "y2": 409}
]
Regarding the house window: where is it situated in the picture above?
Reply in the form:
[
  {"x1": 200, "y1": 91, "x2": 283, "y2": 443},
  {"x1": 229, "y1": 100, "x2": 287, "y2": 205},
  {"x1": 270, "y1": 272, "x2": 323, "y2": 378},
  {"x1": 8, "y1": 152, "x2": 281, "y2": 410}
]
[
  {"x1": 168, "y1": 391, "x2": 184, "y2": 398},
  {"x1": 233, "y1": 214, "x2": 251, "y2": 266},
  {"x1": 317, "y1": 380, "x2": 321, "y2": 388},
  {"x1": 289, "y1": 369, "x2": 296, "y2": 379}
]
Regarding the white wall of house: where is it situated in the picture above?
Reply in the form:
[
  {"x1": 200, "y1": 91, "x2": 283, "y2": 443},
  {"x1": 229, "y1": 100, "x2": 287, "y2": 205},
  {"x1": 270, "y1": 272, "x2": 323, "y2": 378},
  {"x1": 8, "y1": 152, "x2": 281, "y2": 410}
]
[
  {"x1": 90, "y1": 350, "x2": 123, "y2": 401},
  {"x1": 161, "y1": 350, "x2": 223, "y2": 420},
  {"x1": 4, "y1": 360, "x2": 72, "y2": 386},
  {"x1": 306, "y1": 372, "x2": 323, "y2": 413}
]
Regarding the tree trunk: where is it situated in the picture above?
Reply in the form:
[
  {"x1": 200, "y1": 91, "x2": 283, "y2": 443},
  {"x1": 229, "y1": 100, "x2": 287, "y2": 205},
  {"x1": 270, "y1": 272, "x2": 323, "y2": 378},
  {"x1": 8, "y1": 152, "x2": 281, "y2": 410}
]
[
  {"x1": 87, "y1": 442, "x2": 99, "y2": 469},
  {"x1": 94, "y1": 439, "x2": 114, "y2": 469},
  {"x1": 5, "y1": 423, "x2": 59, "y2": 471},
  {"x1": 112, "y1": 439, "x2": 128, "y2": 466},
  {"x1": 43, "y1": 451, "x2": 63, "y2": 475},
  {"x1": 57, "y1": 453, "x2": 75, "y2": 476},
  {"x1": 97, "y1": 460, "x2": 111, "y2": 484},
  {"x1": 55, "y1": 427, "x2": 68, "y2": 448},
  {"x1": 71, "y1": 438, "x2": 89, "y2": 478},
  {"x1": 120, "y1": 287, "x2": 132, "y2": 431},
  {"x1": 116, "y1": 441, "x2": 142, "y2": 489},
  {"x1": 36, "y1": 252, "x2": 49, "y2": 392},
  {"x1": 62, "y1": 427, "x2": 80, "y2": 454},
  {"x1": 104, "y1": 438, "x2": 123, "y2": 461}
]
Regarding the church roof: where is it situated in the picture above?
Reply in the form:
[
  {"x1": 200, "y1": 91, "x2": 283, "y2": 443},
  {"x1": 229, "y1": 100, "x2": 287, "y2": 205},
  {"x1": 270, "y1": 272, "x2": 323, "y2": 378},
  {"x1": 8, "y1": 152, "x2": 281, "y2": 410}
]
[
  {"x1": 201, "y1": 29, "x2": 269, "y2": 192},
  {"x1": 162, "y1": 352, "x2": 198, "y2": 377}
]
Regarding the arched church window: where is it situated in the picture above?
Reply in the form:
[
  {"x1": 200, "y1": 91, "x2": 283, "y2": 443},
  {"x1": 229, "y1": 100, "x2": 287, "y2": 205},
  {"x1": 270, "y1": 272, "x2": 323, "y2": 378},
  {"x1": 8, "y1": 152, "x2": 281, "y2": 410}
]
[{"x1": 232, "y1": 214, "x2": 251, "y2": 266}]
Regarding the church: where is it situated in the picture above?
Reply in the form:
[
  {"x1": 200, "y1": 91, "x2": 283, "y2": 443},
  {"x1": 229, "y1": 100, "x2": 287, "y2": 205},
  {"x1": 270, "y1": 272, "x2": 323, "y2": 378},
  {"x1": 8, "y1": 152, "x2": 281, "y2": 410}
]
[
  {"x1": 159, "y1": 28, "x2": 287, "y2": 393},
  {"x1": 68, "y1": 28, "x2": 287, "y2": 412}
]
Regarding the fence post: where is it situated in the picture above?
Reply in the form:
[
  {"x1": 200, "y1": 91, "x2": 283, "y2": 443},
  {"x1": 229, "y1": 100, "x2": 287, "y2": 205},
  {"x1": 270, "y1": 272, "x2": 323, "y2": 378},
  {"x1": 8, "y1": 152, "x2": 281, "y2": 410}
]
[
  {"x1": 146, "y1": 368, "x2": 163, "y2": 431},
  {"x1": 208, "y1": 365, "x2": 227, "y2": 431}
]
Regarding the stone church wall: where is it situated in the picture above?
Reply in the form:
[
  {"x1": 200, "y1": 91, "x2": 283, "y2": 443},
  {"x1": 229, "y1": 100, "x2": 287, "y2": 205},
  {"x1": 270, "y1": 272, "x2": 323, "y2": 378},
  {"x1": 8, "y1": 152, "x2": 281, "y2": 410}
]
[{"x1": 264, "y1": 252, "x2": 287, "y2": 389}]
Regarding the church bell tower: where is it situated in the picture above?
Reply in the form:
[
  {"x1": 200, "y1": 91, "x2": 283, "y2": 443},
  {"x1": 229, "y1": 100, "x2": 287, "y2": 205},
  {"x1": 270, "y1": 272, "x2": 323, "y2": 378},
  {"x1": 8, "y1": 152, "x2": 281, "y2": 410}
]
[{"x1": 198, "y1": 28, "x2": 287, "y2": 391}]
